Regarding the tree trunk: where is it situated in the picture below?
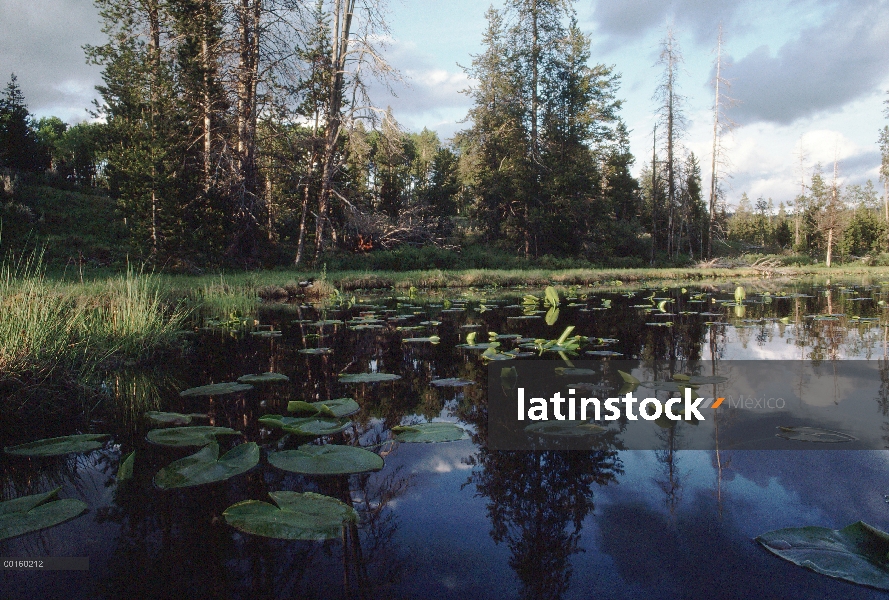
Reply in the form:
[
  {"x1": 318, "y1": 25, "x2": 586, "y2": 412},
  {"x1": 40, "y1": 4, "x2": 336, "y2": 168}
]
[
  {"x1": 202, "y1": 4, "x2": 211, "y2": 191},
  {"x1": 314, "y1": 0, "x2": 356, "y2": 264},
  {"x1": 650, "y1": 124, "x2": 657, "y2": 265},
  {"x1": 707, "y1": 28, "x2": 722, "y2": 260}
]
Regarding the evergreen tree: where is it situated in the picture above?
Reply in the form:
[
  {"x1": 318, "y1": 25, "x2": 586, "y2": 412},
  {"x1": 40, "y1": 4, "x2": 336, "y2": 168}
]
[{"x1": 0, "y1": 74, "x2": 41, "y2": 171}]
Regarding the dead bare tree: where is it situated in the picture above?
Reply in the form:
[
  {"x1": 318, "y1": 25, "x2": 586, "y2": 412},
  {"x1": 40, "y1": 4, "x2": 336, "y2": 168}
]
[
  {"x1": 707, "y1": 24, "x2": 736, "y2": 259},
  {"x1": 313, "y1": 0, "x2": 399, "y2": 264},
  {"x1": 653, "y1": 27, "x2": 685, "y2": 259}
]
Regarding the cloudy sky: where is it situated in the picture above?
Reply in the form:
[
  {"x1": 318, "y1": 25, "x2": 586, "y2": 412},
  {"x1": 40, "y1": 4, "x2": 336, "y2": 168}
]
[{"x1": 2, "y1": 0, "x2": 888, "y2": 206}]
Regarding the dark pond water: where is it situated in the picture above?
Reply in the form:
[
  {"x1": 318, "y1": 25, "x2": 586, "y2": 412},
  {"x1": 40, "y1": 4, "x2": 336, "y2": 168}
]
[{"x1": 4, "y1": 280, "x2": 889, "y2": 599}]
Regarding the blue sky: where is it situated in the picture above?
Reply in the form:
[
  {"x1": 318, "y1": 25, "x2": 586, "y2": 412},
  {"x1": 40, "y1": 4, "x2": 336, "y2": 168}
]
[{"x1": 2, "y1": 0, "x2": 888, "y2": 207}]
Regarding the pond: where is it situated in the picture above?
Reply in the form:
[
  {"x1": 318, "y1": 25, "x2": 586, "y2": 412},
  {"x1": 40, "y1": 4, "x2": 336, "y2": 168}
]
[{"x1": 3, "y1": 280, "x2": 889, "y2": 599}]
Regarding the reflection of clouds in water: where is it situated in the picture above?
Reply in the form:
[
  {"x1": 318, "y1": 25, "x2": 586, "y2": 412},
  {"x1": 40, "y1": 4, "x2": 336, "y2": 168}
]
[{"x1": 585, "y1": 450, "x2": 889, "y2": 599}]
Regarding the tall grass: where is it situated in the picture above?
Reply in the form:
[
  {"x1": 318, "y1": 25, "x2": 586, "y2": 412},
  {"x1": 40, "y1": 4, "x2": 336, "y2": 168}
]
[{"x1": 0, "y1": 252, "x2": 188, "y2": 379}]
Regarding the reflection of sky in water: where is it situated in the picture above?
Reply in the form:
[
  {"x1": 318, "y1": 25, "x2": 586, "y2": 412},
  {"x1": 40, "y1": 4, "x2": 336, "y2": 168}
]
[
  {"x1": 715, "y1": 321, "x2": 886, "y2": 360},
  {"x1": 382, "y1": 443, "x2": 889, "y2": 599}
]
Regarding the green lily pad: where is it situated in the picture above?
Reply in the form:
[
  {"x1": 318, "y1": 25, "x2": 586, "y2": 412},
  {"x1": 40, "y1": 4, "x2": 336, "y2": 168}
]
[
  {"x1": 146, "y1": 426, "x2": 240, "y2": 447},
  {"x1": 268, "y1": 445, "x2": 383, "y2": 475},
  {"x1": 5, "y1": 434, "x2": 110, "y2": 457},
  {"x1": 251, "y1": 330, "x2": 282, "y2": 337},
  {"x1": 776, "y1": 426, "x2": 857, "y2": 443},
  {"x1": 179, "y1": 382, "x2": 253, "y2": 397},
  {"x1": 392, "y1": 422, "x2": 468, "y2": 443},
  {"x1": 430, "y1": 378, "x2": 475, "y2": 387},
  {"x1": 224, "y1": 491, "x2": 358, "y2": 540},
  {"x1": 403, "y1": 336, "x2": 441, "y2": 343},
  {"x1": 298, "y1": 348, "x2": 332, "y2": 355},
  {"x1": 237, "y1": 372, "x2": 290, "y2": 383},
  {"x1": 117, "y1": 450, "x2": 135, "y2": 481},
  {"x1": 154, "y1": 442, "x2": 259, "y2": 489},
  {"x1": 286, "y1": 398, "x2": 360, "y2": 418},
  {"x1": 338, "y1": 373, "x2": 402, "y2": 384},
  {"x1": 311, "y1": 320, "x2": 343, "y2": 326},
  {"x1": 145, "y1": 411, "x2": 197, "y2": 425},
  {"x1": 617, "y1": 370, "x2": 640, "y2": 385},
  {"x1": 756, "y1": 521, "x2": 889, "y2": 591},
  {"x1": 456, "y1": 342, "x2": 501, "y2": 349},
  {"x1": 555, "y1": 368, "x2": 599, "y2": 376},
  {"x1": 258, "y1": 415, "x2": 351, "y2": 437},
  {"x1": 524, "y1": 421, "x2": 606, "y2": 437},
  {"x1": 0, "y1": 487, "x2": 88, "y2": 541}
]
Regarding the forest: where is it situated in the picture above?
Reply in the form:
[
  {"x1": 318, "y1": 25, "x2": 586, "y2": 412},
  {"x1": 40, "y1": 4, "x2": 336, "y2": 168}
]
[{"x1": 1, "y1": 0, "x2": 888, "y2": 272}]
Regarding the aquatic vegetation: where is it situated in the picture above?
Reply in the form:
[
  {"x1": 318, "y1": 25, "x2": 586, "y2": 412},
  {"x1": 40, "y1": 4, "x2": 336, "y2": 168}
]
[
  {"x1": 236, "y1": 372, "x2": 289, "y2": 384},
  {"x1": 775, "y1": 426, "x2": 856, "y2": 443},
  {"x1": 338, "y1": 372, "x2": 402, "y2": 383},
  {"x1": 223, "y1": 491, "x2": 358, "y2": 541},
  {"x1": 4, "y1": 434, "x2": 110, "y2": 457},
  {"x1": 392, "y1": 422, "x2": 468, "y2": 443},
  {"x1": 179, "y1": 382, "x2": 253, "y2": 397},
  {"x1": 145, "y1": 411, "x2": 203, "y2": 425},
  {"x1": 286, "y1": 398, "x2": 360, "y2": 418},
  {"x1": 117, "y1": 450, "x2": 135, "y2": 481},
  {"x1": 267, "y1": 444, "x2": 383, "y2": 475},
  {"x1": 0, "y1": 487, "x2": 88, "y2": 541},
  {"x1": 154, "y1": 442, "x2": 259, "y2": 489},
  {"x1": 145, "y1": 426, "x2": 240, "y2": 447},
  {"x1": 756, "y1": 521, "x2": 889, "y2": 591},
  {"x1": 430, "y1": 378, "x2": 475, "y2": 387},
  {"x1": 258, "y1": 415, "x2": 352, "y2": 437}
]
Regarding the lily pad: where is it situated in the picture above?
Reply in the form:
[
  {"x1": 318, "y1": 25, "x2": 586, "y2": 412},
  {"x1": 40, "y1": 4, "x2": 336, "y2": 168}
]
[
  {"x1": 392, "y1": 422, "x2": 468, "y2": 443},
  {"x1": 268, "y1": 445, "x2": 383, "y2": 475},
  {"x1": 146, "y1": 426, "x2": 240, "y2": 447},
  {"x1": 0, "y1": 487, "x2": 88, "y2": 541},
  {"x1": 555, "y1": 368, "x2": 599, "y2": 376},
  {"x1": 756, "y1": 521, "x2": 889, "y2": 591},
  {"x1": 338, "y1": 373, "x2": 401, "y2": 384},
  {"x1": 430, "y1": 378, "x2": 475, "y2": 387},
  {"x1": 776, "y1": 426, "x2": 857, "y2": 443},
  {"x1": 117, "y1": 450, "x2": 135, "y2": 481},
  {"x1": 154, "y1": 442, "x2": 259, "y2": 489},
  {"x1": 298, "y1": 348, "x2": 332, "y2": 355},
  {"x1": 179, "y1": 382, "x2": 253, "y2": 397},
  {"x1": 223, "y1": 491, "x2": 358, "y2": 540},
  {"x1": 145, "y1": 411, "x2": 196, "y2": 425},
  {"x1": 237, "y1": 372, "x2": 290, "y2": 383},
  {"x1": 286, "y1": 398, "x2": 360, "y2": 418},
  {"x1": 5, "y1": 434, "x2": 110, "y2": 457},
  {"x1": 403, "y1": 336, "x2": 441, "y2": 344},
  {"x1": 524, "y1": 421, "x2": 606, "y2": 437},
  {"x1": 258, "y1": 415, "x2": 351, "y2": 436},
  {"x1": 618, "y1": 370, "x2": 641, "y2": 385}
]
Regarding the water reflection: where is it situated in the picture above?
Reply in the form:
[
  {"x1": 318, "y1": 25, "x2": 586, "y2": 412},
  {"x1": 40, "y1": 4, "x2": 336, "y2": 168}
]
[{"x1": 4, "y1": 281, "x2": 889, "y2": 598}]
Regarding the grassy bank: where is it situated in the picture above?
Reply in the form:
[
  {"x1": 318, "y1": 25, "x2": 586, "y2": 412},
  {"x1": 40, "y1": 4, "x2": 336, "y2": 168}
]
[
  {"x1": 161, "y1": 263, "x2": 889, "y2": 297},
  {"x1": 0, "y1": 253, "x2": 188, "y2": 383}
]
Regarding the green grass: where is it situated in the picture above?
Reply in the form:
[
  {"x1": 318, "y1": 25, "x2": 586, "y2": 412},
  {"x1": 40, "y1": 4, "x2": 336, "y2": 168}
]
[{"x1": 0, "y1": 252, "x2": 188, "y2": 381}]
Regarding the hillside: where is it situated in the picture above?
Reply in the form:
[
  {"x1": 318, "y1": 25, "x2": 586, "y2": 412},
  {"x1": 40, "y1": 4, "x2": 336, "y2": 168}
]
[{"x1": 1, "y1": 179, "x2": 129, "y2": 271}]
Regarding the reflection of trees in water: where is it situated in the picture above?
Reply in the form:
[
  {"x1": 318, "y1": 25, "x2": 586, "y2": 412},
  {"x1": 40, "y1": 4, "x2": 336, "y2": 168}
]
[
  {"x1": 467, "y1": 445, "x2": 621, "y2": 600},
  {"x1": 92, "y1": 415, "x2": 411, "y2": 599}
]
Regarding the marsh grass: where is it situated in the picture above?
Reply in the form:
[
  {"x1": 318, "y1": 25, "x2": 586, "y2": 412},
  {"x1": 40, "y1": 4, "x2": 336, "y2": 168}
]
[{"x1": 0, "y1": 252, "x2": 188, "y2": 381}]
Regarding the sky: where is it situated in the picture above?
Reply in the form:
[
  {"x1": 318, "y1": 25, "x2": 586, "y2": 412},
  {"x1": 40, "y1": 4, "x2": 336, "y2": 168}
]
[{"x1": 1, "y1": 0, "x2": 888, "y2": 208}]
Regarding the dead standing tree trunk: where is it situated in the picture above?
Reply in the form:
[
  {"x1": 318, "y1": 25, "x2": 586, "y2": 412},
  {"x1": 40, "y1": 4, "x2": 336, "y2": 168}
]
[{"x1": 314, "y1": 0, "x2": 354, "y2": 263}]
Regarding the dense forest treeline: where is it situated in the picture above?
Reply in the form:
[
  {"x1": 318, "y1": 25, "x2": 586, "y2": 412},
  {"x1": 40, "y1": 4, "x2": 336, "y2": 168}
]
[{"x1": 1, "y1": 0, "x2": 888, "y2": 271}]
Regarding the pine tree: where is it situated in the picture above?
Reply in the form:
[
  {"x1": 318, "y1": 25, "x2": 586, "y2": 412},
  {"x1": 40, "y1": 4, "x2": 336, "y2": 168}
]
[{"x1": 0, "y1": 74, "x2": 41, "y2": 171}]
